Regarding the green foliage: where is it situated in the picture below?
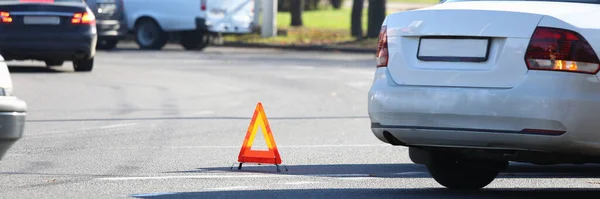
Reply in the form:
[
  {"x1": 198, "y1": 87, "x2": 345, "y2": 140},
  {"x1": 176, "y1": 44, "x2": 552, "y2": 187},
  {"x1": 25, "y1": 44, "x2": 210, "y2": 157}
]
[{"x1": 277, "y1": 8, "x2": 367, "y2": 30}]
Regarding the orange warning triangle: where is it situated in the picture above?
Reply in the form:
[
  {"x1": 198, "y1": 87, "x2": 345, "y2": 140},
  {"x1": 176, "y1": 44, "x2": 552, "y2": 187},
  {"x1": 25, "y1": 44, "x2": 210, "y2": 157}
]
[{"x1": 237, "y1": 102, "x2": 282, "y2": 165}]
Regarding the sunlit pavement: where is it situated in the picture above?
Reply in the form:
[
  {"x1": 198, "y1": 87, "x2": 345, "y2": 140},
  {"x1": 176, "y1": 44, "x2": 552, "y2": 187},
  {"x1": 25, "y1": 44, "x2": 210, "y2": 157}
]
[{"x1": 1, "y1": 44, "x2": 600, "y2": 198}]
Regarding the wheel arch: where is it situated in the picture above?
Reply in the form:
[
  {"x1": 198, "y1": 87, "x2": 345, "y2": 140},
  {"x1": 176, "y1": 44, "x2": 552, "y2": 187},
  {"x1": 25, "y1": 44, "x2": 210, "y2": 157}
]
[{"x1": 134, "y1": 16, "x2": 163, "y2": 30}]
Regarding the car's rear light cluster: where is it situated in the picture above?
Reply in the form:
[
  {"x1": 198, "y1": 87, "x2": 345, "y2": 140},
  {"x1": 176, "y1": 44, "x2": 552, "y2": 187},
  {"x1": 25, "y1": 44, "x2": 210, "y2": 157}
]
[
  {"x1": 71, "y1": 12, "x2": 95, "y2": 24},
  {"x1": 201, "y1": 0, "x2": 207, "y2": 11},
  {"x1": 525, "y1": 27, "x2": 600, "y2": 74},
  {"x1": 376, "y1": 26, "x2": 388, "y2": 67},
  {"x1": 0, "y1": 12, "x2": 12, "y2": 23}
]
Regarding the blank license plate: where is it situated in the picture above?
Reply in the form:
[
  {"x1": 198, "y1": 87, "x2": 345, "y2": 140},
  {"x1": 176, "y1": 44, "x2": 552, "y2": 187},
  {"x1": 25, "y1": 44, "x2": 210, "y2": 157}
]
[
  {"x1": 418, "y1": 38, "x2": 490, "y2": 62},
  {"x1": 23, "y1": 16, "x2": 60, "y2": 25}
]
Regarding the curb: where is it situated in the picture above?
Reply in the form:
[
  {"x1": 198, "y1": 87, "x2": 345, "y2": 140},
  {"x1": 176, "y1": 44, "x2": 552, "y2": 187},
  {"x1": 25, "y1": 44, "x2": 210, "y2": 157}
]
[
  {"x1": 120, "y1": 37, "x2": 376, "y2": 53},
  {"x1": 219, "y1": 42, "x2": 376, "y2": 53},
  {"x1": 123, "y1": 38, "x2": 376, "y2": 54}
]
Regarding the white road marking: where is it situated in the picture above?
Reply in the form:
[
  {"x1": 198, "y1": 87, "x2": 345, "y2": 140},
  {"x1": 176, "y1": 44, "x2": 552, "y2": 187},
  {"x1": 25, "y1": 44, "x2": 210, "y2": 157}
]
[
  {"x1": 103, "y1": 144, "x2": 390, "y2": 150},
  {"x1": 284, "y1": 181, "x2": 319, "y2": 185},
  {"x1": 284, "y1": 75, "x2": 335, "y2": 80},
  {"x1": 96, "y1": 175, "x2": 293, "y2": 181},
  {"x1": 96, "y1": 173, "x2": 381, "y2": 181},
  {"x1": 25, "y1": 123, "x2": 140, "y2": 138},
  {"x1": 346, "y1": 82, "x2": 372, "y2": 89}
]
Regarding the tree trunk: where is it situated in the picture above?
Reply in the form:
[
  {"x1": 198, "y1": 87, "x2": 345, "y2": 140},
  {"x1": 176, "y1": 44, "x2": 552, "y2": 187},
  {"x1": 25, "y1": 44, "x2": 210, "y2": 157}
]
[
  {"x1": 351, "y1": 0, "x2": 364, "y2": 38},
  {"x1": 291, "y1": 0, "x2": 304, "y2": 27},
  {"x1": 305, "y1": 0, "x2": 319, "y2": 10},
  {"x1": 367, "y1": 0, "x2": 386, "y2": 38},
  {"x1": 331, "y1": 0, "x2": 343, "y2": 9}
]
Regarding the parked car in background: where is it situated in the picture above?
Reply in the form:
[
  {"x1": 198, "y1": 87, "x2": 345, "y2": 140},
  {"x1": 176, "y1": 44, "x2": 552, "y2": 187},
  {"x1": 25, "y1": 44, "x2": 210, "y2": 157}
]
[
  {"x1": 123, "y1": 0, "x2": 255, "y2": 51},
  {"x1": 369, "y1": 0, "x2": 600, "y2": 190},
  {"x1": 0, "y1": 0, "x2": 97, "y2": 72},
  {"x1": 0, "y1": 54, "x2": 26, "y2": 160},
  {"x1": 85, "y1": 0, "x2": 127, "y2": 50}
]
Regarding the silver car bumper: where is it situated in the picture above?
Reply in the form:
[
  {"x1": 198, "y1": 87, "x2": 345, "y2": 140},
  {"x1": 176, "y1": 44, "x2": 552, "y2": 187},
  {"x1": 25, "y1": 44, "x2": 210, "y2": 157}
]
[
  {"x1": 0, "y1": 97, "x2": 26, "y2": 160},
  {"x1": 368, "y1": 67, "x2": 600, "y2": 157}
]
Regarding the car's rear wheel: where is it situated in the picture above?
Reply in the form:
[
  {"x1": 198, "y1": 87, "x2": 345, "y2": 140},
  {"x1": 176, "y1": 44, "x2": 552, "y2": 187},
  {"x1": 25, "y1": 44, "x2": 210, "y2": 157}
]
[
  {"x1": 134, "y1": 18, "x2": 168, "y2": 50},
  {"x1": 180, "y1": 30, "x2": 210, "y2": 51},
  {"x1": 73, "y1": 58, "x2": 94, "y2": 72},
  {"x1": 45, "y1": 60, "x2": 64, "y2": 67},
  {"x1": 426, "y1": 152, "x2": 507, "y2": 190},
  {"x1": 97, "y1": 39, "x2": 119, "y2": 50}
]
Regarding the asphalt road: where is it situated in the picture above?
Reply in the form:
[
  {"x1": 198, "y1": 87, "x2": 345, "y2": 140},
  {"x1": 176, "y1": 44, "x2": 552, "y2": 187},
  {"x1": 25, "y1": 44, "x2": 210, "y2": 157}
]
[{"x1": 1, "y1": 44, "x2": 600, "y2": 198}]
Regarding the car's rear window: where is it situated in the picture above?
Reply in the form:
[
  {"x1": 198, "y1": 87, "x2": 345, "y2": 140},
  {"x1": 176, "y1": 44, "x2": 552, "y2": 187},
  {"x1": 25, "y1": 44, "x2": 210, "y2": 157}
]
[{"x1": 442, "y1": 0, "x2": 600, "y2": 4}]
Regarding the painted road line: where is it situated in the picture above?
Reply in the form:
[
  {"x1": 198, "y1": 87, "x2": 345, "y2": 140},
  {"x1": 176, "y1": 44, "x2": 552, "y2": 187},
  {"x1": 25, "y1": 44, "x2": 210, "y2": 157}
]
[
  {"x1": 102, "y1": 144, "x2": 391, "y2": 150},
  {"x1": 284, "y1": 181, "x2": 320, "y2": 185},
  {"x1": 95, "y1": 173, "x2": 389, "y2": 181},
  {"x1": 27, "y1": 123, "x2": 140, "y2": 137},
  {"x1": 96, "y1": 175, "x2": 292, "y2": 181}
]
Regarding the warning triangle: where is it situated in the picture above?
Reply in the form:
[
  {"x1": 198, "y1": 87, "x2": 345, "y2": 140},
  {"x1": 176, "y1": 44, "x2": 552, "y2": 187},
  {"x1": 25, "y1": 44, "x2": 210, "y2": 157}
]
[{"x1": 237, "y1": 102, "x2": 282, "y2": 165}]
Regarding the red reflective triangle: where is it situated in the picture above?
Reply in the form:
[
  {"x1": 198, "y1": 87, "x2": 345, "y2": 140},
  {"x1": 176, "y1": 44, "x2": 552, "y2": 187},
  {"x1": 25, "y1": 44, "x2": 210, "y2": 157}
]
[{"x1": 237, "y1": 102, "x2": 282, "y2": 165}]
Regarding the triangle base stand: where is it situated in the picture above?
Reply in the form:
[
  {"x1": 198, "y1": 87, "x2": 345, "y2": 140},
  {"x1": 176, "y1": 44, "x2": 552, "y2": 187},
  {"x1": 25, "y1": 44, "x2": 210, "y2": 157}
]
[{"x1": 230, "y1": 162, "x2": 289, "y2": 173}]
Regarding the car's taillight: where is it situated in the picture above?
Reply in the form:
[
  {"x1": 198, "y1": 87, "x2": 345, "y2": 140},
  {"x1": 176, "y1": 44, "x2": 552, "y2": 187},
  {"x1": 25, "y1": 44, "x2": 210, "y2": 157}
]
[
  {"x1": 0, "y1": 12, "x2": 12, "y2": 23},
  {"x1": 201, "y1": 0, "x2": 207, "y2": 11},
  {"x1": 525, "y1": 27, "x2": 600, "y2": 74},
  {"x1": 376, "y1": 26, "x2": 388, "y2": 67},
  {"x1": 72, "y1": 12, "x2": 95, "y2": 24}
]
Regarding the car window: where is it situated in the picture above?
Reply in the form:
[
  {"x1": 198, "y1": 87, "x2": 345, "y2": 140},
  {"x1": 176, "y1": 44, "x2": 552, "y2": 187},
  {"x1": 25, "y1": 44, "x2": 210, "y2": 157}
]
[{"x1": 442, "y1": 0, "x2": 600, "y2": 4}]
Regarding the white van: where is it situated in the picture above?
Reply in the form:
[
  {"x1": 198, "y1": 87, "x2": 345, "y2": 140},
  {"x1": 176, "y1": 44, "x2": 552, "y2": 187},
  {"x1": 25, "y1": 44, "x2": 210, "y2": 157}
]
[{"x1": 123, "y1": 0, "x2": 255, "y2": 50}]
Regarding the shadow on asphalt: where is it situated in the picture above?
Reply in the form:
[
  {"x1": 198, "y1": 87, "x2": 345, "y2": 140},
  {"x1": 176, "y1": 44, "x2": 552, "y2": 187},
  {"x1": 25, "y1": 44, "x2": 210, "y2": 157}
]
[
  {"x1": 107, "y1": 47, "x2": 184, "y2": 52},
  {"x1": 173, "y1": 163, "x2": 600, "y2": 179},
  {"x1": 25, "y1": 116, "x2": 368, "y2": 122},
  {"x1": 129, "y1": 188, "x2": 600, "y2": 199},
  {"x1": 7, "y1": 65, "x2": 68, "y2": 73},
  {"x1": 146, "y1": 164, "x2": 600, "y2": 198}
]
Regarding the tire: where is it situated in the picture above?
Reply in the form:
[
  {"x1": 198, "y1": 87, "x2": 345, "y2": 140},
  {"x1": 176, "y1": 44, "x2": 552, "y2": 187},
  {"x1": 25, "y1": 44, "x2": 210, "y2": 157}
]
[
  {"x1": 134, "y1": 18, "x2": 168, "y2": 50},
  {"x1": 426, "y1": 153, "x2": 506, "y2": 190},
  {"x1": 45, "y1": 60, "x2": 64, "y2": 67},
  {"x1": 73, "y1": 58, "x2": 94, "y2": 72},
  {"x1": 97, "y1": 39, "x2": 119, "y2": 50},
  {"x1": 180, "y1": 31, "x2": 210, "y2": 51}
]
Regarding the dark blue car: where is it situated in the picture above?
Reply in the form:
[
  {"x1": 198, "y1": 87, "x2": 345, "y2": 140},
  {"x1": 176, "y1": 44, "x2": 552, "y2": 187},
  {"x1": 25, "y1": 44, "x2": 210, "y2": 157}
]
[{"x1": 85, "y1": 0, "x2": 127, "y2": 50}]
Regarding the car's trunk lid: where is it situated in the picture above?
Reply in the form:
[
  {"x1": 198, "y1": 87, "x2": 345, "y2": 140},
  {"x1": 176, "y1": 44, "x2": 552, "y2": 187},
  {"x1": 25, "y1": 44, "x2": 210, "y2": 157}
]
[
  {"x1": 0, "y1": 2, "x2": 88, "y2": 32},
  {"x1": 205, "y1": 0, "x2": 254, "y2": 32},
  {"x1": 384, "y1": 2, "x2": 560, "y2": 89}
]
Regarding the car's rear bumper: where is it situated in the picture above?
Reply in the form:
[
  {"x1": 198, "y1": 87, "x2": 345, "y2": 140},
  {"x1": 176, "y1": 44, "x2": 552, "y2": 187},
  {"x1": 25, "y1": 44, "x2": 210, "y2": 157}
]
[
  {"x1": 0, "y1": 31, "x2": 96, "y2": 61},
  {"x1": 368, "y1": 67, "x2": 600, "y2": 157},
  {"x1": 197, "y1": 17, "x2": 253, "y2": 34},
  {"x1": 0, "y1": 98, "x2": 26, "y2": 160},
  {"x1": 96, "y1": 19, "x2": 127, "y2": 39}
]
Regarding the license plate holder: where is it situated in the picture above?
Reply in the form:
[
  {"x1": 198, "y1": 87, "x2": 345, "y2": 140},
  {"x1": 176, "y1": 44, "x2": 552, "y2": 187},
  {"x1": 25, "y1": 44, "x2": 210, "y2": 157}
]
[
  {"x1": 23, "y1": 16, "x2": 60, "y2": 25},
  {"x1": 417, "y1": 37, "x2": 491, "y2": 62}
]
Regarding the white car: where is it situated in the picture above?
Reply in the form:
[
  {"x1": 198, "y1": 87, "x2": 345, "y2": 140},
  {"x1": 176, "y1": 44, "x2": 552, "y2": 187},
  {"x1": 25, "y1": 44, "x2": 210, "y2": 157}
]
[
  {"x1": 369, "y1": 0, "x2": 600, "y2": 190},
  {"x1": 0, "y1": 55, "x2": 26, "y2": 160},
  {"x1": 123, "y1": 0, "x2": 255, "y2": 50}
]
